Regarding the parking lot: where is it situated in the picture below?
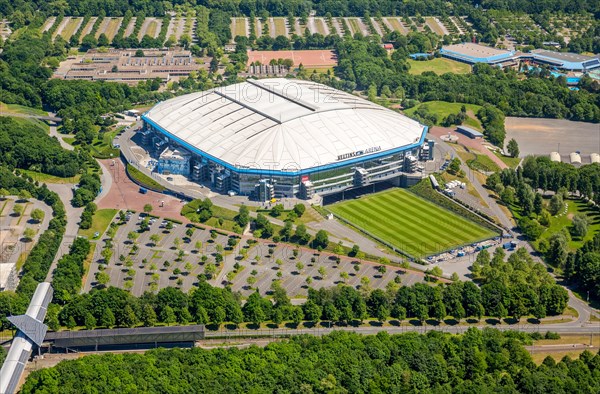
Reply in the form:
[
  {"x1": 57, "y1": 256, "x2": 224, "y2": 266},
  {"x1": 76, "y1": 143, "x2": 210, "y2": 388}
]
[{"x1": 83, "y1": 211, "x2": 428, "y2": 298}]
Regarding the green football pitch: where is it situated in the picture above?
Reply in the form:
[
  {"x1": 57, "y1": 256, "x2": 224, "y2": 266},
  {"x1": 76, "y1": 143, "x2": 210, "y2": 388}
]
[{"x1": 328, "y1": 188, "x2": 496, "y2": 258}]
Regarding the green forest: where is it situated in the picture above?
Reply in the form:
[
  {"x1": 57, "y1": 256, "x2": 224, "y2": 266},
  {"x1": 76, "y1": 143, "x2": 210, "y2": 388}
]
[{"x1": 20, "y1": 330, "x2": 600, "y2": 393}]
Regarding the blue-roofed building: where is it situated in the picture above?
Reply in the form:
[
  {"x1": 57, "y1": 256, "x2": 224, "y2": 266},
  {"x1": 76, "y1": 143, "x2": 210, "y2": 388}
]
[
  {"x1": 456, "y1": 125, "x2": 484, "y2": 139},
  {"x1": 524, "y1": 49, "x2": 600, "y2": 72},
  {"x1": 440, "y1": 43, "x2": 516, "y2": 66},
  {"x1": 409, "y1": 53, "x2": 431, "y2": 60}
]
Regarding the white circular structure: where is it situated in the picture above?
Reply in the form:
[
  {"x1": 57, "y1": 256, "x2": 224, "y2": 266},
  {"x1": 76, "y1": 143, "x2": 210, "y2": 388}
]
[{"x1": 142, "y1": 78, "x2": 428, "y2": 199}]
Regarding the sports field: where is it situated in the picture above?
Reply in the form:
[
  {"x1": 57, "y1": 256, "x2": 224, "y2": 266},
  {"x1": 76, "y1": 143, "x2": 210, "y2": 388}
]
[
  {"x1": 407, "y1": 58, "x2": 471, "y2": 75},
  {"x1": 329, "y1": 188, "x2": 496, "y2": 257}
]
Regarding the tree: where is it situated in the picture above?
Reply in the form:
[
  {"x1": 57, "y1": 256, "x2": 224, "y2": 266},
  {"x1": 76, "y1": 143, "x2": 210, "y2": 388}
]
[
  {"x1": 141, "y1": 304, "x2": 157, "y2": 327},
  {"x1": 12, "y1": 204, "x2": 23, "y2": 216},
  {"x1": 293, "y1": 204, "x2": 306, "y2": 217},
  {"x1": 18, "y1": 190, "x2": 32, "y2": 201},
  {"x1": 30, "y1": 208, "x2": 44, "y2": 222},
  {"x1": 66, "y1": 316, "x2": 76, "y2": 330},
  {"x1": 295, "y1": 262, "x2": 304, "y2": 273},
  {"x1": 95, "y1": 271, "x2": 110, "y2": 287},
  {"x1": 127, "y1": 231, "x2": 139, "y2": 244},
  {"x1": 447, "y1": 158, "x2": 461, "y2": 175},
  {"x1": 213, "y1": 306, "x2": 226, "y2": 327},
  {"x1": 122, "y1": 305, "x2": 138, "y2": 328},
  {"x1": 160, "y1": 306, "x2": 177, "y2": 326},
  {"x1": 22, "y1": 228, "x2": 35, "y2": 241},
  {"x1": 571, "y1": 214, "x2": 589, "y2": 239},
  {"x1": 149, "y1": 233, "x2": 160, "y2": 246},
  {"x1": 501, "y1": 186, "x2": 516, "y2": 205},
  {"x1": 506, "y1": 138, "x2": 520, "y2": 158},
  {"x1": 312, "y1": 230, "x2": 329, "y2": 250},
  {"x1": 84, "y1": 312, "x2": 96, "y2": 330},
  {"x1": 97, "y1": 33, "x2": 109, "y2": 47},
  {"x1": 0, "y1": 188, "x2": 8, "y2": 200},
  {"x1": 340, "y1": 271, "x2": 349, "y2": 282},
  {"x1": 100, "y1": 308, "x2": 115, "y2": 328},
  {"x1": 318, "y1": 266, "x2": 327, "y2": 279},
  {"x1": 143, "y1": 204, "x2": 153, "y2": 214},
  {"x1": 195, "y1": 306, "x2": 209, "y2": 324},
  {"x1": 548, "y1": 193, "x2": 564, "y2": 215}
]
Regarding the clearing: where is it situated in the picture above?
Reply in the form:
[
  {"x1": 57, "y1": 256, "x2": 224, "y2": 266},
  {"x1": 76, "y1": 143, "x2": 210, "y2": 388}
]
[
  {"x1": 328, "y1": 188, "x2": 496, "y2": 257},
  {"x1": 404, "y1": 101, "x2": 483, "y2": 130}
]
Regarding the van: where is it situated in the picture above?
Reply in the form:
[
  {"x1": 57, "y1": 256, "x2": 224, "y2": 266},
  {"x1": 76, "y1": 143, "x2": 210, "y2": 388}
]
[{"x1": 139, "y1": 187, "x2": 148, "y2": 194}]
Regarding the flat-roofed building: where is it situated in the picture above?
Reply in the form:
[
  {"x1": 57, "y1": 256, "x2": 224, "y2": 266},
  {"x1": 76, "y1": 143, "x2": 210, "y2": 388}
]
[
  {"x1": 440, "y1": 43, "x2": 516, "y2": 66},
  {"x1": 456, "y1": 125, "x2": 484, "y2": 139},
  {"x1": 525, "y1": 50, "x2": 600, "y2": 72},
  {"x1": 53, "y1": 48, "x2": 210, "y2": 85}
]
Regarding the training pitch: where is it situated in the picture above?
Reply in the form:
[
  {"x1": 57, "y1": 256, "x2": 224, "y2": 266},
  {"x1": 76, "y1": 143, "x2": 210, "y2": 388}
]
[{"x1": 329, "y1": 188, "x2": 496, "y2": 257}]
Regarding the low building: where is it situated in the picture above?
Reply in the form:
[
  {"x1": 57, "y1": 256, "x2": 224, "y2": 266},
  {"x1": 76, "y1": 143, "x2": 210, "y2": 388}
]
[
  {"x1": 524, "y1": 50, "x2": 600, "y2": 72},
  {"x1": 456, "y1": 125, "x2": 483, "y2": 139},
  {"x1": 440, "y1": 43, "x2": 516, "y2": 66},
  {"x1": 53, "y1": 48, "x2": 210, "y2": 86}
]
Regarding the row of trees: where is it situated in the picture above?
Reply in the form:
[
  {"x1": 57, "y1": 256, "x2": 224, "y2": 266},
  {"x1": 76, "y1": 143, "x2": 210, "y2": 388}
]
[
  {"x1": 51, "y1": 237, "x2": 91, "y2": 304},
  {"x1": 21, "y1": 329, "x2": 600, "y2": 393}
]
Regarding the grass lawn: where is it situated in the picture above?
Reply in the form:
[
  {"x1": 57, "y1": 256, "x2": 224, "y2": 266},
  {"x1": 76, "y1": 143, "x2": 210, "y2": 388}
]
[
  {"x1": 146, "y1": 20, "x2": 159, "y2": 37},
  {"x1": 466, "y1": 153, "x2": 501, "y2": 173},
  {"x1": 314, "y1": 18, "x2": 328, "y2": 35},
  {"x1": 59, "y1": 17, "x2": 81, "y2": 40},
  {"x1": 386, "y1": 17, "x2": 406, "y2": 33},
  {"x1": 404, "y1": 101, "x2": 483, "y2": 130},
  {"x1": 0, "y1": 102, "x2": 47, "y2": 116},
  {"x1": 103, "y1": 17, "x2": 123, "y2": 40},
  {"x1": 79, "y1": 209, "x2": 118, "y2": 239},
  {"x1": 304, "y1": 67, "x2": 334, "y2": 74},
  {"x1": 494, "y1": 151, "x2": 521, "y2": 168},
  {"x1": 425, "y1": 17, "x2": 444, "y2": 35},
  {"x1": 21, "y1": 169, "x2": 81, "y2": 184},
  {"x1": 233, "y1": 17, "x2": 247, "y2": 37},
  {"x1": 90, "y1": 128, "x2": 120, "y2": 159},
  {"x1": 347, "y1": 18, "x2": 362, "y2": 35},
  {"x1": 126, "y1": 164, "x2": 166, "y2": 192},
  {"x1": 328, "y1": 188, "x2": 496, "y2": 257},
  {"x1": 273, "y1": 17, "x2": 287, "y2": 36},
  {"x1": 407, "y1": 58, "x2": 471, "y2": 75},
  {"x1": 534, "y1": 198, "x2": 600, "y2": 250}
]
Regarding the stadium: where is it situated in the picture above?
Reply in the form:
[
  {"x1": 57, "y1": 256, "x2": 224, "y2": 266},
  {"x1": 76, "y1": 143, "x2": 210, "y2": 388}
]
[{"x1": 141, "y1": 78, "x2": 429, "y2": 201}]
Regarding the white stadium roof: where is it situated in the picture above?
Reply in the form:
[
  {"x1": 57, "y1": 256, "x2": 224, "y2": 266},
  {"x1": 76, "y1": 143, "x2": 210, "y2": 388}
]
[{"x1": 143, "y1": 78, "x2": 426, "y2": 174}]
